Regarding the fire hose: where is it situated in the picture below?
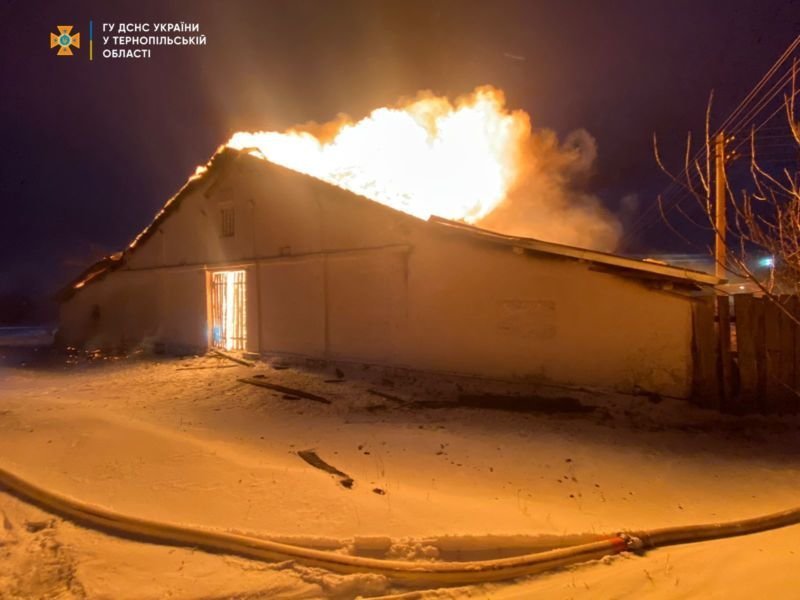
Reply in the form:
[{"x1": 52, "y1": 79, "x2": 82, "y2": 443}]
[{"x1": 1, "y1": 465, "x2": 799, "y2": 586}]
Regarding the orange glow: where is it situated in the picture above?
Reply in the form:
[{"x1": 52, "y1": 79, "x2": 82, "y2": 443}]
[
  {"x1": 227, "y1": 86, "x2": 529, "y2": 223},
  {"x1": 211, "y1": 270, "x2": 247, "y2": 351}
]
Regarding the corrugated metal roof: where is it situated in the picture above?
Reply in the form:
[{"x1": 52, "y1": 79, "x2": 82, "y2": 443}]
[{"x1": 428, "y1": 217, "x2": 722, "y2": 286}]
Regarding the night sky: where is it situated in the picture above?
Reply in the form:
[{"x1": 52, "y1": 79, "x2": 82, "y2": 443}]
[{"x1": 3, "y1": 0, "x2": 799, "y2": 312}]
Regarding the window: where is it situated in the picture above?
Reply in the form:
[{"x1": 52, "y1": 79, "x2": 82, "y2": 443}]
[{"x1": 220, "y1": 205, "x2": 235, "y2": 237}]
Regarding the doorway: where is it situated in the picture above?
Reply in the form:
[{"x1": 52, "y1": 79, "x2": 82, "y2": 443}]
[{"x1": 210, "y1": 270, "x2": 247, "y2": 351}]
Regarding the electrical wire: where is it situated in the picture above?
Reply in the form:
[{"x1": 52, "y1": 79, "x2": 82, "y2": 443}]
[{"x1": 622, "y1": 36, "x2": 800, "y2": 244}]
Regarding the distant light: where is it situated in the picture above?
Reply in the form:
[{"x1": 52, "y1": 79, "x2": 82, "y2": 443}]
[
  {"x1": 739, "y1": 285, "x2": 746, "y2": 290},
  {"x1": 758, "y1": 256, "x2": 774, "y2": 268}
]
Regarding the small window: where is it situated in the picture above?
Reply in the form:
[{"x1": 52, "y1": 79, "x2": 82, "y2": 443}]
[{"x1": 220, "y1": 206, "x2": 235, "y2": 237}]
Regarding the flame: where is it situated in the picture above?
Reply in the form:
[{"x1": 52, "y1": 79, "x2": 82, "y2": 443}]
[{"x1": 227, "y1": 86, "x2": 529, "y2": 223}]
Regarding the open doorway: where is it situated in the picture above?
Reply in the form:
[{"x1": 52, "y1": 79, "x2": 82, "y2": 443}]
[{"x1": 209, "y1": 270, "x2": 247, "y2": 351}]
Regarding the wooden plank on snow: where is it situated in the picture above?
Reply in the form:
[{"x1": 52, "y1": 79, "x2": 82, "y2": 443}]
[
  {"x1": 239, "y1": 377, "x2": 331, "y2": 404},
  {"x1": 210, "y1": 348, "x2": 254, "y2": 367}
]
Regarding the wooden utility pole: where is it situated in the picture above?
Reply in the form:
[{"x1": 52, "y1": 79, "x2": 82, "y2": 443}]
[
  {"x1": 714, "y1": 132, "x2": 727, "y2": 278},
  {"x1": 715, "y1": 131, "x2": 732, "y2": 409}
]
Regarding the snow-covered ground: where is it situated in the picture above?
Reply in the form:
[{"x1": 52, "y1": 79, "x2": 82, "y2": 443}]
[{"x1": 1, "y1": 346, "x2": 799, "y2": 599}]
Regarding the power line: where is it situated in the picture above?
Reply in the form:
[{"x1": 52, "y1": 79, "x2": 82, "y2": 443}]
[
  {"x1": 624, "y1": 36, "x2": 799, "y2": 236},
  {"x1": 727, "y1": 85, "x2": 800, "y2": 157},
  {"x1": 622, "y1": 37, "x2": 800, "y2": 244}
]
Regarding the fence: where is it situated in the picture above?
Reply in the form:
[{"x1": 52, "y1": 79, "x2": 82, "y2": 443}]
[{"x1": 692, "y1": 294, "x2": 800, "y2": 414}]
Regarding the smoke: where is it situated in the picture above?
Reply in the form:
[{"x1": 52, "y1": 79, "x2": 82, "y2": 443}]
[{"x1": 476, "y1": 127, "x2": 622, "y2": 252}]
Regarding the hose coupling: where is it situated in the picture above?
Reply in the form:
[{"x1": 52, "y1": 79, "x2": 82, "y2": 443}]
[{"x1": 618, "y1": 533, "x2": 644, "y2": 552}]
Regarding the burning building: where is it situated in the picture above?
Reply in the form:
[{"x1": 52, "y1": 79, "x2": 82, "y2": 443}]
[
  {"x1": 58, "y1": 155, "x2": 721, "y2": 398},
  {"x1": 57, "y1": 88, "x2": 719, "y2": 398}
]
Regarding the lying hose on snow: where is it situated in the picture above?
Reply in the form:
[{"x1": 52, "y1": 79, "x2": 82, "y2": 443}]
[{"x1": 1, "y1": 465, "x2": 799, "y2": 586}]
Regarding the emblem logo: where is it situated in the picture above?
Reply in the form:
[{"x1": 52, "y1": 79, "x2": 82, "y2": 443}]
[{"x1": 50, "y1": 26, "x2": 80, "y2": 56}]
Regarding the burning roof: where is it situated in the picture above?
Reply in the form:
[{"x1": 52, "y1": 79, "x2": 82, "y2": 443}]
[
  {"x1": 229, "y1": 86, "x2": 523, "y2": 224},
  {"x1": 227, "y1": 86, "x2": 622, "y2": 251},
  {"x1": 58, "y1": 144, "x2": 719, "y2": 302}
]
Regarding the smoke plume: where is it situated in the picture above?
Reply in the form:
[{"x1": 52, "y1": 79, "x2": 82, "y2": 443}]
[{"x1": 477, "y1": 128, "x2": 621, "y2": 251}]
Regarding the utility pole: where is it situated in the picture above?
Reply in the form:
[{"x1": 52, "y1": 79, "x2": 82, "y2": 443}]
[
  {"x1": 715, "y1": 131, "x2": 732, "y2": 409},
  {"x1": 714, "y1": 131, "x2": 727, "y2": 278}
]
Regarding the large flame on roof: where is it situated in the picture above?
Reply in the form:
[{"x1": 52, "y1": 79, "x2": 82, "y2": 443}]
[
  {"x1": 228, "y1": 86, "x2": 621, "y2": 250},
  {"x1": 228, "y1": 86, "x2": 521, "y2": 223}
]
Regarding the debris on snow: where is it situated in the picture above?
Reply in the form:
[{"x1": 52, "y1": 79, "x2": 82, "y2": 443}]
[{"x1": 297, "y1": 450, "x2": 355, "y2": 489}]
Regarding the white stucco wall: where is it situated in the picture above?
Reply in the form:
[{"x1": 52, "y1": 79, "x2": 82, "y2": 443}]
[
  {"x1": 402, "y1": 235, "x2": 692, "y2": 395},
  {"x1": 59, "y1": 151, "x2": 696, "y2": 397}
]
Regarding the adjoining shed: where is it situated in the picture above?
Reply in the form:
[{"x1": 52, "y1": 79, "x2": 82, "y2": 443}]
[{"x1": 58, "y1": 147, "x2": 720, "y2": 398}]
